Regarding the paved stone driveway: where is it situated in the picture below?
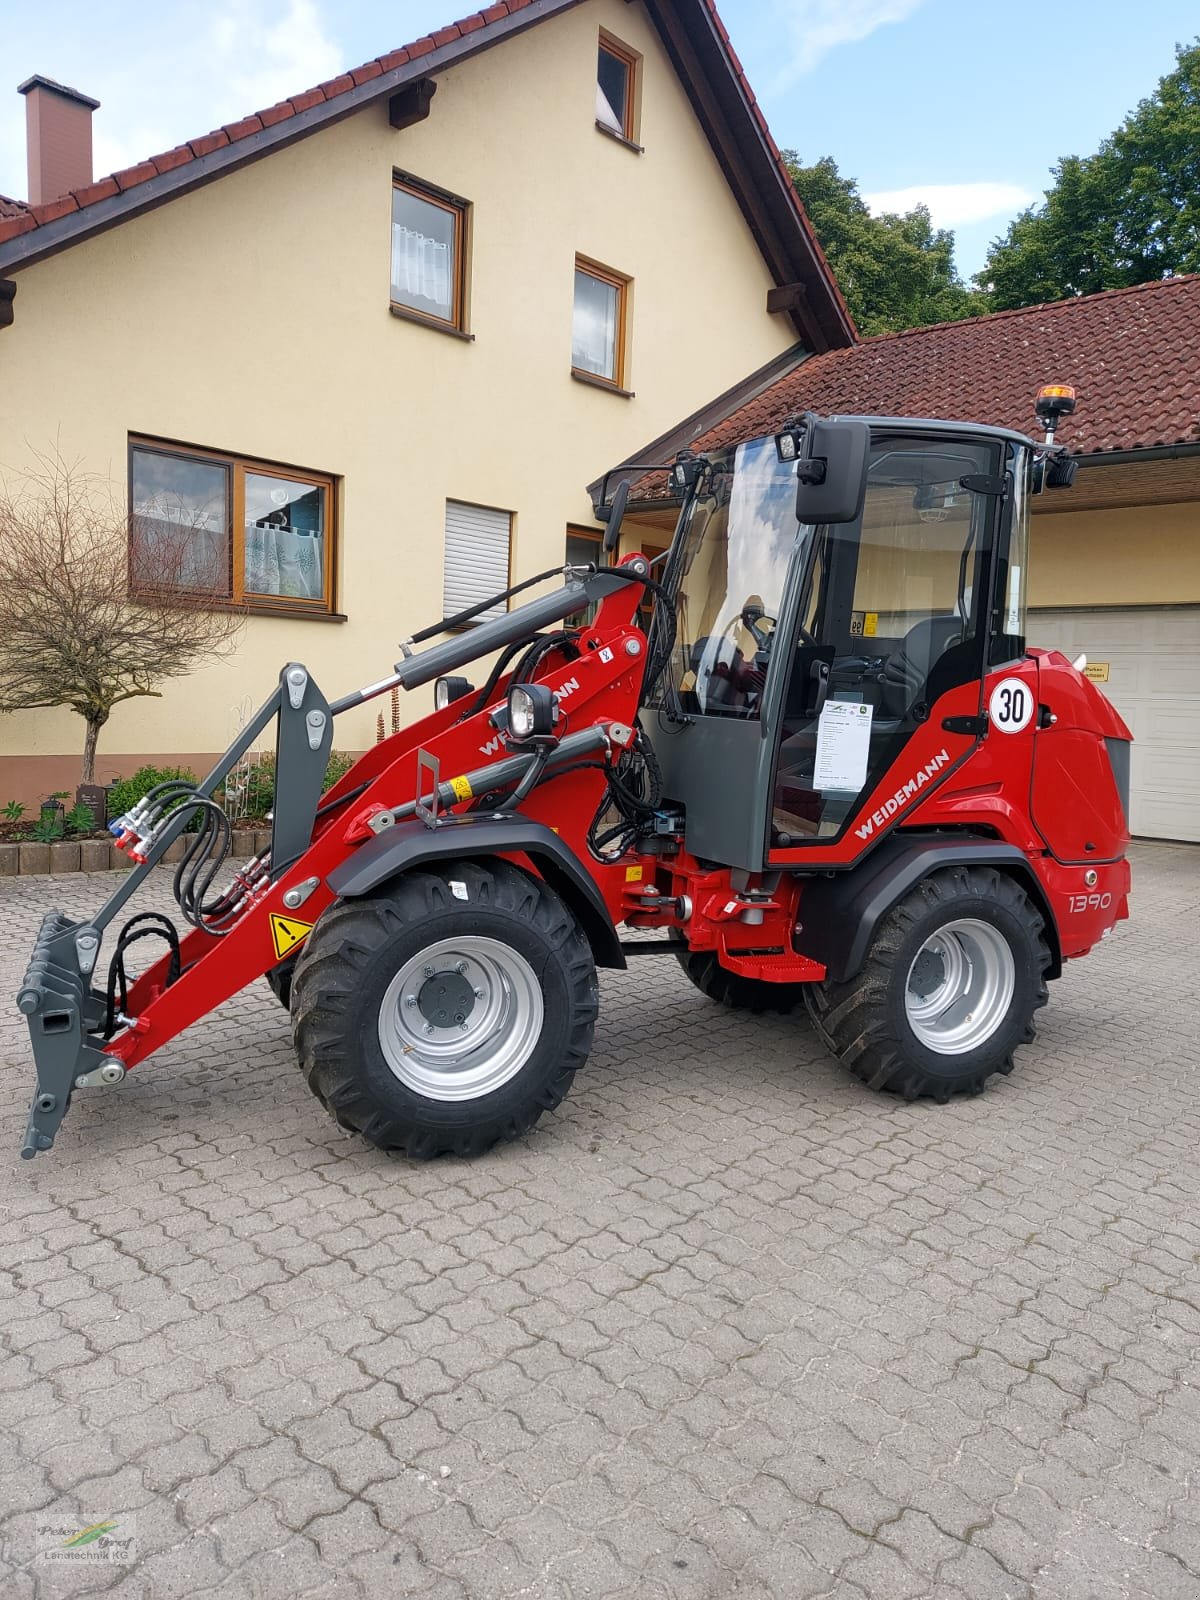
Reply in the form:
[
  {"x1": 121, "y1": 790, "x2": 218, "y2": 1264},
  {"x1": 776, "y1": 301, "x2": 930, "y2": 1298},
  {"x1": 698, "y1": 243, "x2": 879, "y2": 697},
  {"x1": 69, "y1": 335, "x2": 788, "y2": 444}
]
[{"x1": 1, "y1": 841, "x2": 1198, "y2": 1600}]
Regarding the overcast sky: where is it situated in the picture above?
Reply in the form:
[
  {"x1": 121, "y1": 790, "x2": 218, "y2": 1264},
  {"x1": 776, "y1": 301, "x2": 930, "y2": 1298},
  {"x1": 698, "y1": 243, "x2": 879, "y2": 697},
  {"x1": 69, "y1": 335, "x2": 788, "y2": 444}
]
[{"x1": 2, "y1": 0, "x2": 1196, "y2": 280}]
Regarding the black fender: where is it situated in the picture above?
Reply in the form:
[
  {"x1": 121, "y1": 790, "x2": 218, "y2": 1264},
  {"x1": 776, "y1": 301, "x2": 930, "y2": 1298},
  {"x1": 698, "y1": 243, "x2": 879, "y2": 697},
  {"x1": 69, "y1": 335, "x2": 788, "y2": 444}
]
[
  {"x1": 792, "y1": 833, "x2": 1062, "y2": 984},
  {"x1": 326, "y1": 816, "x2": 625, "y2": 969}
]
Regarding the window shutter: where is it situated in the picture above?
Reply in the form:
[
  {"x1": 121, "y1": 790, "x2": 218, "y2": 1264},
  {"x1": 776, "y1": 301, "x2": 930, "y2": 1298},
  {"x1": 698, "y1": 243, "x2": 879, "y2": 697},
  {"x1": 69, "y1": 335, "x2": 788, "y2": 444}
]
[{"x1": 444, "y1": 500, "x2": 512, "y2": 621}]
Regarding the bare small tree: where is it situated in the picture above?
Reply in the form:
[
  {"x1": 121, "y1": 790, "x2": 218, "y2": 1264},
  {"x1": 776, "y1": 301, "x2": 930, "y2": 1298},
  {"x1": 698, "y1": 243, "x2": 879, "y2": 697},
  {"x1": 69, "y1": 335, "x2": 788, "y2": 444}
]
[{"x1": 0, "y1": 450, "x2": 246, "y2": 785}]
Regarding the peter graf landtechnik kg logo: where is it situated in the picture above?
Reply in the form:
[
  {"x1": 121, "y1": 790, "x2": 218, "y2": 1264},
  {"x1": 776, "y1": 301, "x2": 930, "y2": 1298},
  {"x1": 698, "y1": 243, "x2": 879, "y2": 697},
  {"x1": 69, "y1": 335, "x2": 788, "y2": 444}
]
[{"x1": 37, "y1": 1515, "x2": 137, "y2": 1563}]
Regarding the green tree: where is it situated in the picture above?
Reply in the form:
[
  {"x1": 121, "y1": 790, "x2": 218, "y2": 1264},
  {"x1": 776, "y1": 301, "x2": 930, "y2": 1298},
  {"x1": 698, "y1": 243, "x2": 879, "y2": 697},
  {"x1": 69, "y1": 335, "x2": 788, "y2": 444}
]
[
  {"x1": 980, "y1": 40, "x2": 1200, "y2": 308},
  {"x1": 784, "y1": 154, "x2": 987, "y2": 336}
]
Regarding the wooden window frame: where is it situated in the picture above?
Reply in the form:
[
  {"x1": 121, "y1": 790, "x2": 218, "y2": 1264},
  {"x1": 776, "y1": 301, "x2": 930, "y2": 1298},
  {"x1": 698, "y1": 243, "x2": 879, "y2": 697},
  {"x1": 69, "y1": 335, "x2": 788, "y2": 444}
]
[
  {"x1": 128, "y1": 436, "x2": 339, "y2": 620},
  {"x1": 597, "y1": 32, "x2": 640, "y2": 145},
  {"x1": 572, "y1": 256, "x2": 630, "y2": 392},
  {"x1": 390, "y1": 171, "x2": 469, "y2": 335}
]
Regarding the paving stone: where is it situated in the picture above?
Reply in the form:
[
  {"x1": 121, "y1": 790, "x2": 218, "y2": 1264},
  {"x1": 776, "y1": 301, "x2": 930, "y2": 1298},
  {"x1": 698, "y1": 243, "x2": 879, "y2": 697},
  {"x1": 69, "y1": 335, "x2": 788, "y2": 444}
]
[{"x1": 0, "y1": 844, "x2": 1196, "y2": 1597}]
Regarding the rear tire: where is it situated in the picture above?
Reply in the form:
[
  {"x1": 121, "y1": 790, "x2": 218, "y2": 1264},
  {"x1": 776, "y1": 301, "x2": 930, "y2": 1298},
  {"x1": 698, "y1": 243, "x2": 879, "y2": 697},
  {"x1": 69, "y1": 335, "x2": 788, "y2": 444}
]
[
  {"x1": 675, "y1": 951, "x2": 808, "y2": 1014},
  {"x1": 290, "y1": 859, "x2": 597, "y2": 1158},
  {"x1": 805, "y1": 866, "x2": 1050, "y2": 1101}
]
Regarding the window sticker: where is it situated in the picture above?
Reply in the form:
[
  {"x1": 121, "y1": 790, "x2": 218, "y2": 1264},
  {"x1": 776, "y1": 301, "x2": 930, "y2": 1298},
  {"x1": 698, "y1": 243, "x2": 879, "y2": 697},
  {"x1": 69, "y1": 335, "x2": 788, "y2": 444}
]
[
  {"x1": 1006, "y1": 566, "x2": 1022, "y2": 634},
  {"x1": 815, "y1": 701, "x2": 873, "y2": 792}
]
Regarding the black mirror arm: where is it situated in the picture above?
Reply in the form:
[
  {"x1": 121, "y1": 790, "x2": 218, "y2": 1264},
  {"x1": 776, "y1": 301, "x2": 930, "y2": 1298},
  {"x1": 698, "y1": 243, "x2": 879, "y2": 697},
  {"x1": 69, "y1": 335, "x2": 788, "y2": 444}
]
[{"x1": 598, "y1": 480, "x2": 630, "y2": 556}]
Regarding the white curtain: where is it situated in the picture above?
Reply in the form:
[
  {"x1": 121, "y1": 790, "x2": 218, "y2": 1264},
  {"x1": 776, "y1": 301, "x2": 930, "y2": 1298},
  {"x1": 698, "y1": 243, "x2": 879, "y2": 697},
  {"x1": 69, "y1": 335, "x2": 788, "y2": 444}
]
[
  {"x1": 244, "y1": 524, "x2": 324, "y2": 601},
  {"x1": 391, "y1": 224, "x2": 452, "y2": 311},
  {"x1": 572, "y1": 270, "x2": 618, "y2": 377}
]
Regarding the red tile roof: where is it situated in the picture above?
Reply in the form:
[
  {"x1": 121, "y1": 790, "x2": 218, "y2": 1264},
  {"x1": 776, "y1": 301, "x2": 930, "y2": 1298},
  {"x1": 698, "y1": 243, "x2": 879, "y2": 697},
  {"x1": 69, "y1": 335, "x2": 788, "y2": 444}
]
[
  {"x1": 0, "y1": 0, "x2": 852, "y2": 345},
  {"x1": 637, "y1": 275, "x2": 1200, "y2": 492}
]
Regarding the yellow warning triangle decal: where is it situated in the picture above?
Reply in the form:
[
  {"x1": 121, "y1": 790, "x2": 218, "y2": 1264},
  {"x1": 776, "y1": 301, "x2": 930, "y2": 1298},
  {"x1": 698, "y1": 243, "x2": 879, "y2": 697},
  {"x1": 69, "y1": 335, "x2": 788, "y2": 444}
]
[{"x1": 270, "y1": 913, "x2": 314, "y2": 960}]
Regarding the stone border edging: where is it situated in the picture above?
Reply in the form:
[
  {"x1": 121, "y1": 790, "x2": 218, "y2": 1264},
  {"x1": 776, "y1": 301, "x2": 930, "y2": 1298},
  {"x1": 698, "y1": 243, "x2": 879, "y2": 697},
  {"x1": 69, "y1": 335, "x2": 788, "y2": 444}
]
[{"x1": 0, "y1": 831, "x2": 274, "y2": 878}]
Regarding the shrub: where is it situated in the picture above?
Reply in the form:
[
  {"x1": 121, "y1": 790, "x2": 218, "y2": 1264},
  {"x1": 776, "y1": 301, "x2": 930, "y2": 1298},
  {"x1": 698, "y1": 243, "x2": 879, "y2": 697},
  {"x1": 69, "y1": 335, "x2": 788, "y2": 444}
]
[
  {"x1": 224, "y1": 751, "x2": 359, "y2": 824},
  {"x1": 64, "y1": 802, "x2": 96, "y2": 835}
]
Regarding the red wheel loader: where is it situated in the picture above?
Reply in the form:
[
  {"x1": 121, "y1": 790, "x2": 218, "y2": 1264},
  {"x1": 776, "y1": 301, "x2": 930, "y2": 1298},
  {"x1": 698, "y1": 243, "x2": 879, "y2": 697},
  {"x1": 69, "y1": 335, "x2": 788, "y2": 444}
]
[{"x1": 18, "y1": 389, "x2": 1131, "y2": 1160}]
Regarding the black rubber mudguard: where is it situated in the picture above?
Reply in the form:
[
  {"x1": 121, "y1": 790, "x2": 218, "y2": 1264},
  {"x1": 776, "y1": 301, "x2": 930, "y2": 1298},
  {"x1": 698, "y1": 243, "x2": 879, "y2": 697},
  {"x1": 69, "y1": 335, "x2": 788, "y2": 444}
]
[
  {"x1": 792, "y1": 833, "x2": 1062, "y2": 983},
  {"x1": 326, "y1": 815, "x2": 625, "y2": 969}
]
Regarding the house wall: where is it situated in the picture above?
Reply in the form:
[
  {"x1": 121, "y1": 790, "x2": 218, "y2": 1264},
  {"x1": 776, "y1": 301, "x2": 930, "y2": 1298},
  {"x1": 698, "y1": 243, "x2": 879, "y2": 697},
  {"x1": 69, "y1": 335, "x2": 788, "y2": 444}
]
[
  {"x1": 0, "y1": 0, "x2": 798, "y2": 802},
  {"x1": 1028, "y1": 499, "x2": 1200, "y2": 610}
]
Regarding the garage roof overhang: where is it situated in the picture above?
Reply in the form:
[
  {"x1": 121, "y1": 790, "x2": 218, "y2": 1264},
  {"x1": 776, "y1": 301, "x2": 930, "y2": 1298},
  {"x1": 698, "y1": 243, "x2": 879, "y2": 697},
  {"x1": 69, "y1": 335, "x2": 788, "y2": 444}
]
[{"x1": 1040, "y1": 444, "x2": 1200, "y2": 515}]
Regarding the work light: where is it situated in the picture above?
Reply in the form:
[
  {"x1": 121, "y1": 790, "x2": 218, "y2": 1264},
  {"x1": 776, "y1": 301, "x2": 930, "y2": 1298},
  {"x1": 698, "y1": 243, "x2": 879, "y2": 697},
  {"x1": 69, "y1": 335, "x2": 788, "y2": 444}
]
[
  {"x1": 669, "y1": 451, "x2": 704, "y2": 493},
  {"x1": 434, "y1": 675, "x2": 474, "y2": 710},
  {"x1": 507, "y1": 683, "x2": 557, "y2": 741}
]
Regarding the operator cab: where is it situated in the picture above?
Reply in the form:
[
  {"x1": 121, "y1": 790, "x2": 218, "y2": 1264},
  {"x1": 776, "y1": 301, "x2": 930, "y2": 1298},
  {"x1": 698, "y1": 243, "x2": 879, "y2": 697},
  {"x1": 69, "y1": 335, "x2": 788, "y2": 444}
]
[{"x1": 646, "y1": 418, "x2": 1034, "y2": 869}]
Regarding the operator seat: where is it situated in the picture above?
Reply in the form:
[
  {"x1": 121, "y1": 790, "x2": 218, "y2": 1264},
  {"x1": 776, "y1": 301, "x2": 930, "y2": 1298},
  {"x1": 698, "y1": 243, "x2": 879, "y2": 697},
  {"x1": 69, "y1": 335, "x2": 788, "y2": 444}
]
[{"x1": 878, "y1": 614, "x2": 962, "y2": 719}]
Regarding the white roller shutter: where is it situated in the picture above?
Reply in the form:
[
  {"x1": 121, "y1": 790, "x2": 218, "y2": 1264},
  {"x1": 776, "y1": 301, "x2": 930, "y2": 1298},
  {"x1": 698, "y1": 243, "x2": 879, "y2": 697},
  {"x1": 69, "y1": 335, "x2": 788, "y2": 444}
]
[
  {"x1": 444, "y1": 500, "x2": 512, "y2": 621},
  {"x1": 1030, "y1": 607, "x2": 1200, "y2": 842}
]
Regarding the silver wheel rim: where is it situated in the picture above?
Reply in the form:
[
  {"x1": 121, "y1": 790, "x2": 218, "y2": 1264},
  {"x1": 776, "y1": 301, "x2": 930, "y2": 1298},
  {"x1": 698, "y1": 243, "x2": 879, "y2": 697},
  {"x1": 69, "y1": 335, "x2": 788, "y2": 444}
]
[
  {"x1": 378, "y1": 936, "x2": 544, "y2": 1101},
  {"x1": 904, "y1": 918, "x2": 1015, "y2": 1056}
]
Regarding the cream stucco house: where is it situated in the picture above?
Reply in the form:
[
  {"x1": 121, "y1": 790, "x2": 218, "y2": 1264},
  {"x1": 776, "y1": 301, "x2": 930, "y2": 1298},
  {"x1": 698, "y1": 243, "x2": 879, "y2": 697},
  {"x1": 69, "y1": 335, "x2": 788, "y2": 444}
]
[{"x1": 0, "y1": 0, "x2": 853, "y2": 802}]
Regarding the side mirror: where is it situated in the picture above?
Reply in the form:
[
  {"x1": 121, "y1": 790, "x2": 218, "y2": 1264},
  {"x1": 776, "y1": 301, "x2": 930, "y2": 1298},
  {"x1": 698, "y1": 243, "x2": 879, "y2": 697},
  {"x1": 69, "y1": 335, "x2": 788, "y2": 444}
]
[
  {"x1": 794, "y1": 418, "x2": 870, "y2": 526},
  {"x1": 597, "y1": 479, "x2": 630, "y2": 553}
]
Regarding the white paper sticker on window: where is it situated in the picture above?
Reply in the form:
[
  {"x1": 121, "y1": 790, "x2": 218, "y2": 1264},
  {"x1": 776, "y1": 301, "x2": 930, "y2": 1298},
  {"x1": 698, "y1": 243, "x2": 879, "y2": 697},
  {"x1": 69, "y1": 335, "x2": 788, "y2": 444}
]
[
  {"x1": 1006, "y1": 565, "x2": 1022, "y2": 634},
  {"x1": 814, "y1": 700, "x2": 873, "y2": 793}
]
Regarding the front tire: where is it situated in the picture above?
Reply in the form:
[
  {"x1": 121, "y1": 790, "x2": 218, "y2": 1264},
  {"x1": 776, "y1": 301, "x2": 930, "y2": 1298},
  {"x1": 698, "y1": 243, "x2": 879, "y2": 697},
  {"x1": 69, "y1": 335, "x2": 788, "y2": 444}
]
[
  {"x1": 290, "y1": 860, "x2": 598, "y2": 1157},
  {"x1": 805, "y1": 866, "x2": 1050, "y2": 1101}
]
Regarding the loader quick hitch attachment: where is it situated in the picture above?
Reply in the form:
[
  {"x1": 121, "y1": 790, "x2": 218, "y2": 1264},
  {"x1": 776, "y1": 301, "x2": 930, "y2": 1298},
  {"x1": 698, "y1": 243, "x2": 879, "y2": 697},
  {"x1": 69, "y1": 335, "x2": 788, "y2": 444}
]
[{"x1": 18, "y1": 913, "x2": 117, "y2": 1159}]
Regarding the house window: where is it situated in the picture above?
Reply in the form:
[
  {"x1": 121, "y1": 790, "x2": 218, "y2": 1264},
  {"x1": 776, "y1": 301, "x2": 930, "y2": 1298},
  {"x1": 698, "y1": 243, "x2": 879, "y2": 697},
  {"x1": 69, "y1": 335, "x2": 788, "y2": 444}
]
[
  {"x1": 444, "y1": 500, "x2": 513, "y2": 623},
  {"x1": 566, "y1": 524, "x2": 603, "y2": 622},
  {"x1": 596, "y1": 34, "x2": 638, "y2": 142},
  {"x1": 391, "y1": 174, "x2": 466, "y2": 330},
  {"x1": 573, "y1": 259, "x2": 629, "y2": 388},
  {"x1": 565, "y1": 525, "x2": 602, "y2": 571},
  {"x1": 129, "y1": 440, "x2": 336, "y2": 616}
]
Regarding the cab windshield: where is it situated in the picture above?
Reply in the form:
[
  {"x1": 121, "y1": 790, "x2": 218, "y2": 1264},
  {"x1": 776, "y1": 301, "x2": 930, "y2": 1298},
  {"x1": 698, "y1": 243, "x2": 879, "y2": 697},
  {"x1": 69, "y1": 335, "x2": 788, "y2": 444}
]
[{"x1": 662, "y1": 436, "x2": 811, "y2": 719}]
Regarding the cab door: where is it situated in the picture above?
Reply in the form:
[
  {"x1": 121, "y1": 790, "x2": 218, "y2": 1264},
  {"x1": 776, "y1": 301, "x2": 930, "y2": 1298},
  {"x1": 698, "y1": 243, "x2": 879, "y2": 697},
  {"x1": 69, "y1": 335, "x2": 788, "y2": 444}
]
[{"x1": 768, "y1": 432, "x2": 1001, "y2": 856}]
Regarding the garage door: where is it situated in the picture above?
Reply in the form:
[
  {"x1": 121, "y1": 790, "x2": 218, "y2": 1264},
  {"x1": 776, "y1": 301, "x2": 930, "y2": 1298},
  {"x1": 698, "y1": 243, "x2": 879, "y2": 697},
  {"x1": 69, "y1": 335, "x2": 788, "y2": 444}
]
[{"x1": 1030, "y1": 608, "x2": 1200, "y2": 842}]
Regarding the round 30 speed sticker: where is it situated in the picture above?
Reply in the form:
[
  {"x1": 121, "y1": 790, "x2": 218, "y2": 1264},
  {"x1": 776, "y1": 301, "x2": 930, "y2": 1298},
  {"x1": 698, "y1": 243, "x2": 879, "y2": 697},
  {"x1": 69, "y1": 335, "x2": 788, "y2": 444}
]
[{"x1": 988, "y1": 676, "x2": 1035, "y2": 733}]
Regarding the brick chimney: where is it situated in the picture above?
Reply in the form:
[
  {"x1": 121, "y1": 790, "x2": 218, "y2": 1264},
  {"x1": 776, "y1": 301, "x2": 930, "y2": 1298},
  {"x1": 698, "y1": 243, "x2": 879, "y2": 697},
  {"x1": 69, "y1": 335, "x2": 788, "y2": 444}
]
[{"x1": 18, "y1": 75, "x2": 100, "y2": 205}]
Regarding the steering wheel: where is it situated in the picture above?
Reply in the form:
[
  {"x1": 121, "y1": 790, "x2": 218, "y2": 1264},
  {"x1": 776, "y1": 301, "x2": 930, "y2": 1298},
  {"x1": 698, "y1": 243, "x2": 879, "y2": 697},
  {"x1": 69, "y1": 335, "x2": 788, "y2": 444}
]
[
  {"x1": 732, "y1": 598, "x2": 778, "y2": 652},
  {"x1": 731, "y1": 604, "x2": 819, "y2": 653}
]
